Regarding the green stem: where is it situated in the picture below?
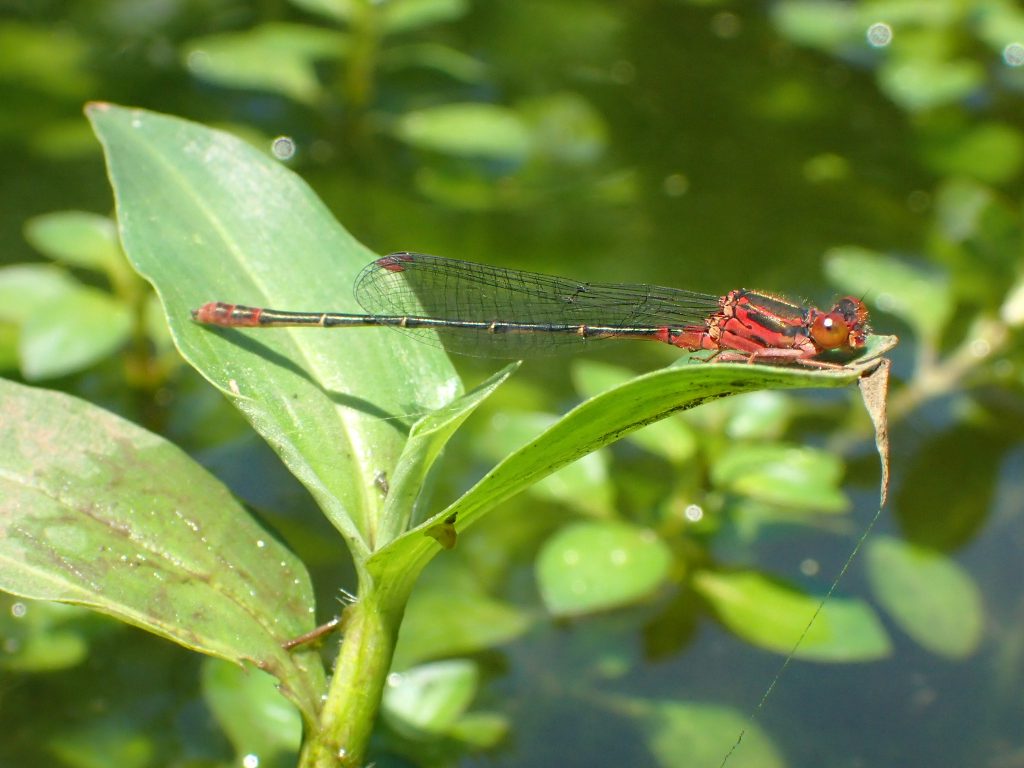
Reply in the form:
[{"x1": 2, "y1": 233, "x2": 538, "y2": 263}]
[
  {"x1": 300, "y1": 574, "x2": 414, "y2": 768},
  {"x1": 344, "y1": 0, "x2": 382, "y2": 111}
]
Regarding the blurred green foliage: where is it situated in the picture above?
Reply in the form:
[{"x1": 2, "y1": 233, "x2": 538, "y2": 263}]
[{"x1": 1, "y1": 0, "x2": 1023, "y2": 767}]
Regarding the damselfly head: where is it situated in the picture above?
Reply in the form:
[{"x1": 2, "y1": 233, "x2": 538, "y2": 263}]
[{"x1": 809, "y1": 297, "x2": 871, "y2": 352}]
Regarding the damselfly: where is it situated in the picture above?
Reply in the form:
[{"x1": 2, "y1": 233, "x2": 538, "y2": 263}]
[{"x1": 192, "y1": 252, "x2": 870, "y2": 367}]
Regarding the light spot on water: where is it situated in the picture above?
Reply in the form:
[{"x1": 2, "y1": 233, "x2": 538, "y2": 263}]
[
  {"x1": 10, "y1": 602, "x2": 27, "y2": 619},
  {"x1": 1004, "y1": 42, "x2": 1024, "y2": 67},
  {"x1": 970, "y1": 338, "x2": 991, "y2": 358}
]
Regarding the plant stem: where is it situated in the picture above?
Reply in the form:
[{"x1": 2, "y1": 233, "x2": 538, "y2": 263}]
[{"x1": 300, "y1": 576, "x2": 413, "y2": 768}]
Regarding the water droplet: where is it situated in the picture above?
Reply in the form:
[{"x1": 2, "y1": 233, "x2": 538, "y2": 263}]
[
  {"x1": 800, "y1": 558, "x2": 820, "y2": 576},
  {"x1": 10, "y1": 602, "x2": 27, "y2": 619},
  {"x1": 272, "y1": 136, "x2": 296, "y2": 160},
  {"x1": 1004, "y1": 42, "x2": 1024, "y2": 67},
  {"x1": 866, "y1": 22, "x2": 892, "y2": 48},
  {"x1": 684, "y1": 504, "x2": 703, "y2": 522}
]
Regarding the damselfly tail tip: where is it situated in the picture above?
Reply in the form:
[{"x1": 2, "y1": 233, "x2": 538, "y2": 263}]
[{"x1": 192, "y1": 302, "x2": 219, "y2": 324}]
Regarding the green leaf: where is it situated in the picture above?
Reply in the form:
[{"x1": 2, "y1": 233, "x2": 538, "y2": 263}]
[
  {"x1": 202, "y1": 658, "x2": 303, "y2": 761},
  {"x1": 710, "y1": 443, "x2": 849, "y2": 513},
  {"x1": 391, "y1": 103, "x2": 532, "y2": 161},
  {"x1": 392, "y1": 559, "x2": 532, "y2": 670},
  {"x1": 382, "y1": 0, "x2": 470, "y2": 34},
  {"x1": 627, "y1": 698, "x2": 784, "y2": 768},
  {"x1": 482, "y1": 411, "x2": 614, "y2": 517},
  {"x1": 825, "y1": 247, "x2": 952, "y2": 345},
  {"x1": 520, "y1": 92, "x2": 608, "y2": 165},
  {"x1": 23, "y1": 211, "x2": 121, "y2": 273},
  {"x1": 381, "y1": 659, "x2": 479, "y2": 739},
  {"x1": 379, "y1": 43, "x2": 487, "y2": 82},
  {"x1": 183, "y1": 23, "x2": 348, "y2": 104},
  {"x1": 0, "y1": 265, "x2": 80, "y2": 322},
  {"x1": 0, "y1": 597, "x2": 91, "y2": 672},
  {"x1": 878, "y1": 57, "x2": 985, "y2": 112},
  {"x1": 378, "y1": 364, "x2": 517, "y2": 545},
  {"x1": 447, "y1": 710, "x2": 509, "y2": 748},
  {"x1": 571, "y1": 359, "x2": 697, "y2": 463},
  {"x1": 536, "y1": 521, "x2": 673, "y2": 617},
  {"x1": 287, "y1": 0, "x2": 355, "y2": 23},
  {"x1": 920, "y1": 121, "x2": 1024, "y2": 184},
  {"x1": 18, "y1": 284, "x2": 132, "y2": 380},
  {"x1": 87, "y1": 103, "x2": 459, "y2": 555},
  {"x1": 771, "y1": 0, "x2": 862, "y2": 51},
  {"x1": 865, "y1": 535, "x2": 983, "y2": 658},
  {"x1": 693, "y1": 569, "x2": 891, "y2": 661},
  {"x1": 0, "y1": 379, "x2": 324, "y2": 722},
  {"x1": 370, "y1": 350, "x2": 890, "y2": 582},
  {"x1": 720, "y1": 391, "x2": 794, "y2": 440}
]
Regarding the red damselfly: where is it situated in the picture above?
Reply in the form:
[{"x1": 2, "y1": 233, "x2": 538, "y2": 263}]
[{"x1": 193, "y1": 252, "x2": 870, "y2": 367}]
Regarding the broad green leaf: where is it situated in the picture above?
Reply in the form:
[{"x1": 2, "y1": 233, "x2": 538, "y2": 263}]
[
  {"x1": 694, "y1": 569, "x2": 891, "y2": 661},
  {"x1": 49, "y1": 726, "x2": 152, "y2": 768},
  {"x1": 520, "y1": 92, "x2": 608, "y2": 165},
  {"x1": 392, "y1": 103, "x2": 532, "y2": 161},
  {"x1": 382, "y1": 0, "x2": 469, "y2": 34},
  {"x1": 87, "y1": 103, "x2": 460, "y2": 555},
  {"x1": 722, "y1": 390, "x2": 793, "y2": 440},
  {"x1": 865, "y1": 535, "x2": 983, "y2": 658},
  {"x1": 202, "y1": 658, "x2": 303, "y2": 762},
  {"x1": 482, "y1": 411, "x2": 614, "y2": 517},
  {"x1": 287, "y1": 0, "x2": 355, "y2": 23},
  {"x1": 379, "y1": 43, "x2": 487, "y2": 82},
  {"x1": 382, "y1": 659, "x2": 478, "y2": 738},
  {"x1": 710, "y1": 443, "x2": 849, "y2": 513},
  {"x1": 771, "y1": 0, "x2": 862, "y2": 51},
  {"x1": 920, "y1": 121, "x2": 1024, "y2": 184},
  {"x1": 377, "y1": 364, "x2": 517, "y2": 545},
  {"x1": 392, "y1": 559, "x2": 532, "y2": 670},
  {"x1": 448, "y1": 711, "x2": 509, "y2": 748},
  {"x1": 878, "y1": 57, "x2": 985, "y2": 112},
  {"x1": 825, "y1": 247, "x2": 952, "y2": 344},
  {"x1": 0, "y1": 597, "x2": 91, "y2": 672},
  {"x1": 536, "y1": 521, "x2": 673, "y2": 617},
  {"x1": 0, "y1": 379, "x2": 324, "y2": 721},
  {"x1": 625, "y1": 698, "x2": 784, "y2": 768},
  {"x1": 976, "y1": 3, "x2": 1024, "y2": 51},
  {"x1": 572, "y1": 359, "x2": 697, "y2": 463},
  {"x1": 370, "y1": 342, "x2": 894, "y2": 581},
  {"x1": 18, "y1": 284, "x2": 132, "y2": 380},
  {"x1": 183, "y1": 23, "x2": 348, "y2": 104},
  {"x1": 23, "y1": 211, "x2": 121, "y2": 273},
  {"x1": 0, "y1": 265, "x2": 80, "y2": 322}
]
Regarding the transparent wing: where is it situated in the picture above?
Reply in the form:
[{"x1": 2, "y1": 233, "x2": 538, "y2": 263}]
[{"x1": 353, "y1": 252, "x2": 721, "y2": 358}]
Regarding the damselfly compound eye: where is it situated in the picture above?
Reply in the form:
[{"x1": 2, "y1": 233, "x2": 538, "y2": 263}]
[{"x1": 810, "y1": 312, "x2": 850, "y2": 350}]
